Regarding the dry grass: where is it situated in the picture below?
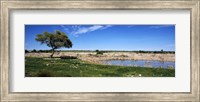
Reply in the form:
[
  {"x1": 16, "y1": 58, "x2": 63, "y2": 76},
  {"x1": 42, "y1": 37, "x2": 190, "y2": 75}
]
[{"x1": 26, "y1": 52, "x2": 175, "y2": 64}]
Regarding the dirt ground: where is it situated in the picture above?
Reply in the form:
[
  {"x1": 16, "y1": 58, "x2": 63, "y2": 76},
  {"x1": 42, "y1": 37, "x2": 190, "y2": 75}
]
[{"x1": 25, "y1": 52, "x2": 175, "y2": 64}]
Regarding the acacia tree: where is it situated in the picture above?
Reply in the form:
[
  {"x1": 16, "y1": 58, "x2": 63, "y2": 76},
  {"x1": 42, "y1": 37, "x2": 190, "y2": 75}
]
[{"x1": 35, "y1": 30, "x2": 72, "y2": 58}]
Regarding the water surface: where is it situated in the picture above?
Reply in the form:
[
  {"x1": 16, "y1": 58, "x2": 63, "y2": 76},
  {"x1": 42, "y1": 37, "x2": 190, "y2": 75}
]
[{"x1": 101, "y1": 60, "x2": 175, "y2": 68}]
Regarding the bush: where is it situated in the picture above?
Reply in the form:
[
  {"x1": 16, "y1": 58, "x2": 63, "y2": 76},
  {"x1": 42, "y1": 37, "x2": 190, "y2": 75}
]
[
  {"x1": 96, "y1": 50, "x2": 104, "y2": 55},
  {"x1": 97, "y1": 51, "x2": 104, "y2": 55},
  {"x1": 25, "y1": 50, "x2": 29, "y2": 53},
  {"x1": 60, "y1": 56, "x2": 77, "y2": 59},
  {"x1": 37, "y1": 50, "x2": 51, "y2": 53},
  {"x1": 31, "y1": 49, "x2": 37, "y2": 53}
]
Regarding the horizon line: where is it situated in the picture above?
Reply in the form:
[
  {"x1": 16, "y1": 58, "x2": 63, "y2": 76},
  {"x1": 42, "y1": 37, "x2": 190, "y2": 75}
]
[{"x1": 25, "y1": 49, "x2": 175, "y2": 52}]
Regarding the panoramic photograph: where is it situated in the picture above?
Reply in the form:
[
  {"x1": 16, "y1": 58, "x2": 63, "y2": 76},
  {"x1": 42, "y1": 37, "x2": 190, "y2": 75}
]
[{"x1": 25, "y1": 25, "x2": 175, "y2": 77}]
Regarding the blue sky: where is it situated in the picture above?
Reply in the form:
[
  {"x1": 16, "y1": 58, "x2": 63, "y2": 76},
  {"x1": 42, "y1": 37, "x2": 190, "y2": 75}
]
[{"x1": 25, "y1": 25, "x2": 175, "y2": 51}]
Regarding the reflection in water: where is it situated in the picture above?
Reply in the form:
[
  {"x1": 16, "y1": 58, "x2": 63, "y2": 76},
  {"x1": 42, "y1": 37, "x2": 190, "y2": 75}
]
[{"x1": 101, "y1": 60, "x2": 175, "y2": 68}]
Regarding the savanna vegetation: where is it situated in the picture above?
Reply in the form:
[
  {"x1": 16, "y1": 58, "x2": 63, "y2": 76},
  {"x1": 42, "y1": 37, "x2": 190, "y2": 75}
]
[
  {"x1": 25, "y1": 57, "x2": 175, "y2": 77},
  {"x1": 25, "y1": 30, "x2": 175, "y2": 77}
]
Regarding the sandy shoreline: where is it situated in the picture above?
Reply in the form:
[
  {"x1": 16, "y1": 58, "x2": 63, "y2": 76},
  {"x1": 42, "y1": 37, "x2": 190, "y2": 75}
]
[{"x1": 25, "y1": 52, "x2": 175, "y2": 64}]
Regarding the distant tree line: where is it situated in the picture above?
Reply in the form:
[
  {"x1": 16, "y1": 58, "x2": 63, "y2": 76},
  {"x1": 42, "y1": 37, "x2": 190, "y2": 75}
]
[
  {"x1": 25, "y1": 49, "x2": 52, "y2": 53},
  {"x1": 94, "y1": 49, "x2": 175, "y2": 54},
  {"x1": 25, "y1": 49, "x2": 175, "y2": 54},
  {"x1": 135, "y1": 50, "x2": 175, "y2": 54}
]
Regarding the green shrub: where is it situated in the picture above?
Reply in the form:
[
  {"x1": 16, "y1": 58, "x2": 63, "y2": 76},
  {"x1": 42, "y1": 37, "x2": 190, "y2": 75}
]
[
  {"x1": 25, "y1": 49, "x2": 29, "y2": 53},
  {"x1": 96, "y1": 50, "x2": 104, "y2": 55},
  {"x1": 60, "y1": 56, "x2": 77, "y2": 59},
  {"x1": 31, "y1": 49, "x2": 37, "y2": 53}
]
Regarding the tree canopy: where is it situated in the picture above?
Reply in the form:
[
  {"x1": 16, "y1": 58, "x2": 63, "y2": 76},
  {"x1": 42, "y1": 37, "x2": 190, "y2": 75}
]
[{"x1": 35, "y1": 30, "x2": 72, "y2": 57}]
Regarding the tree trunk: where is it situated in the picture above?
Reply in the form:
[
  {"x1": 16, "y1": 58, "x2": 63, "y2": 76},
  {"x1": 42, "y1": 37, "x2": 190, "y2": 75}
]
[{"x1": 50, "y1": 49, "x2": 55, "y2": 58}]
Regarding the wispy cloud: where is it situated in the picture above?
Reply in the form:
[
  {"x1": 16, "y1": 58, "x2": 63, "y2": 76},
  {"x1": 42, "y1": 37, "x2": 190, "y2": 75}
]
[
  {"x1": 127, "y1": 25, "x2": 136, "y2": 28},
  {"x1": 60, "y1": 25, "x2": 70, "y2": 33},
  {"x1": 149, "y1": 25, "x2": 174, "y2": 29},
  {"x1": 60, "y1": 25, "x2": 112, "y2": 36}
]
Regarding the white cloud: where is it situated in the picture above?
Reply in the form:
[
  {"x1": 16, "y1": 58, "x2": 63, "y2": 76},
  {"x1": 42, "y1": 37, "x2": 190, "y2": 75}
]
[
  {"x1": 127, "y1": 25, "x2": 136, "y2": 28},
  {"x1": 60, "y1": 25, "x2": 70, "y2": 33},
  {"x1": 73, "y1": 25, "x2": 112, "y2": 35},
  {"x1": 60, "y1": 25, "x2": 112, "y2": 36}
]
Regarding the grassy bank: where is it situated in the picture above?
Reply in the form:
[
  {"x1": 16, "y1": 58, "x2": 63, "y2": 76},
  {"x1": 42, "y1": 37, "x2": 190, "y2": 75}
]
[{"x1": 25, "y1": 57, "x2": 175, "y2": 77}]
